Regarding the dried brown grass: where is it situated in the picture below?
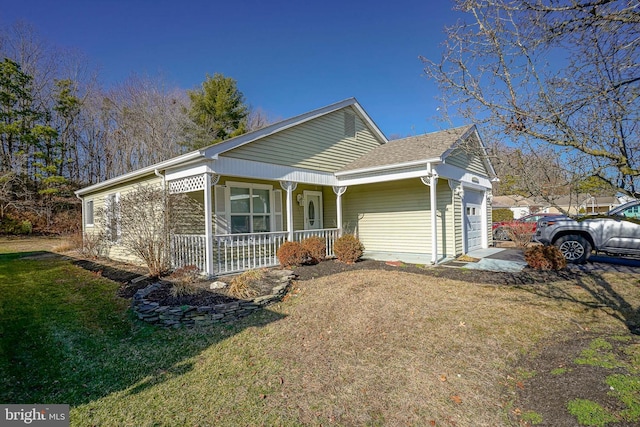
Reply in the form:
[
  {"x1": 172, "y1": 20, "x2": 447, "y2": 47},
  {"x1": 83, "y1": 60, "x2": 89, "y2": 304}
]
[
  {"x1": 266, "y1": 270, "x2": 633, "y2": 425},
  {"x1": 227, "y1": 268, "x2": 265, "y2": 299}
]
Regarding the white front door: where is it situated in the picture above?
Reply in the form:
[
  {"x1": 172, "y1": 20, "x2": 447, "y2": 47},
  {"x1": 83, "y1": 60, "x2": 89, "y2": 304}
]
[{"x1": 304, "y1": 191, "x2": 323, "y2": 230}]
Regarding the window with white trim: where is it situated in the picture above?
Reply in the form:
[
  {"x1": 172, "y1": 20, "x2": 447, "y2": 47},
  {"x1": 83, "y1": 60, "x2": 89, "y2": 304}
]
[
  {"x1": 229, "y1": 183, "x2": 272, "y2": 234},
  {"x1": 85, "y1": 200, "x2": 94, "y2": 226}
]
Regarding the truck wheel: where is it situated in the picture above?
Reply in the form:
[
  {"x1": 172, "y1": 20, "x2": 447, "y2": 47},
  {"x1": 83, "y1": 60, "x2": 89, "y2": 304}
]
[
  {"x1": 494, "y1": 227, "x2": 510, "y2": 241},
  {"x1": 555, "y1": 235, "x2": 592, "y2": 264}
]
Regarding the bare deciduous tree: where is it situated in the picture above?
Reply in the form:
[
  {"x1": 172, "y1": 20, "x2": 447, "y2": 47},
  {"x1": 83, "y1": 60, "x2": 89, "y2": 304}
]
[
  {"x1": 423, "y1": 0, "x2": 640, "y2": 202},
  {"x1": 97, "y1": 184, "x2": 203, "y2": 277}
]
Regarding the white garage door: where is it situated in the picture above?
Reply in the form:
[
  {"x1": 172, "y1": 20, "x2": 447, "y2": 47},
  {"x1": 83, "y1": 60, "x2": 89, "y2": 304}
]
[{"x1": 464, "y1": 190, "x2": 484, "y2": 252}]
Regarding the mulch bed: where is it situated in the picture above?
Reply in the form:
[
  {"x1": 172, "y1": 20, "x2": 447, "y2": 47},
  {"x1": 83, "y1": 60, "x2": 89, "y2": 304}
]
[
  {"x1": 142, "y1": 281, "x2": 238, "y2": 306},
  {"x1": 290, "y1": 258, "x2": 585, "y2": 286},
  {"x1": 72, "y1": 255, "x2": 587, "y2": 301}
]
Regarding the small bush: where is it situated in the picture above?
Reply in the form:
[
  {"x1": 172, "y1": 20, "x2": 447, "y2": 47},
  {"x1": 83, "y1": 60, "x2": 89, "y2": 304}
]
[
  {"x1": 82, "y1": 231, "x2": 106, "y2": 259},
  {"x1": 168, "y1": 265, "x2": 202, "y2": 297},
  {"x1": 170, "y1": 282, "x2": 201, "y2": 298},
  {"x1": 168, "y1": 265, "x2": 201, "y2": 284},
  {"x1": 301, "y1": 236, "x2": 326, "y2": 264},
  {"x1": 277, "y1": 241, "x2": 309, "y2": 268},
  {"x1": 334, "y1": 234, "x2": 364, "y2": 264},
  {"x1": 227, "y1": 269, "x2": 264, "y2": 299},
  {"x1": 525, "y1": 245, "x2": 567, "y2": 270},
  {"x1": 506, "y1": 222, "x2": 534, "y2": 248},
  {"x1": 492, "y1": 208, "x2": 514, "y2": 223}
]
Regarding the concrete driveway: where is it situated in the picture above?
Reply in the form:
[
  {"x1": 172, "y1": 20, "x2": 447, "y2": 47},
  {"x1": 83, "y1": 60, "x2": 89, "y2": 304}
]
[
  {"x1": 461, "y1": 248, "x2": 640, "y2": 274},
  {"x1": 570, "y1": 255, "x2": 640, "y2": 274}
]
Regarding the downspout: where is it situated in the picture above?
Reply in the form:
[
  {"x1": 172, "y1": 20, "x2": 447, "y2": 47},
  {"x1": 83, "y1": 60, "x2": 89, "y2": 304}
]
[
  {"x1": 154, "y1": 168, "x2": 165, "y2": 190},
  {"x1": 75, "y1": 192, "x2": 84, "y2": 240}
]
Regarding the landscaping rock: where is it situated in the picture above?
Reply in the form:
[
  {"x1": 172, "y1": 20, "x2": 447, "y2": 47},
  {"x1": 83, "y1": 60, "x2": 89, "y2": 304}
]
[
  {"x1": 131, "y1": 269, "x2": 293, "y2": 328},
  {"x1": 209, "y1": 281, "x2": 227, "y2": 289}
]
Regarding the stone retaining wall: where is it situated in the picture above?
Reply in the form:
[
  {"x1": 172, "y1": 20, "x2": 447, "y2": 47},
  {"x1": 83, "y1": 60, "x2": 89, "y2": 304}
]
[{"x1": 132, "y1": 270, "x2": 294, "y2": 327}]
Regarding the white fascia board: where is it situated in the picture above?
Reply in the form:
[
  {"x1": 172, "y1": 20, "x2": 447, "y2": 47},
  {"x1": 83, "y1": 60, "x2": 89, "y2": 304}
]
[
  {"x1": 335, "y1": 158, "x2": 441, "y2": 178},
  {"x1": 164, "y1": 159, "x2": 216, "y2": 182},
  {"x1": 337, "y1": 167, "x2": 432, "y2": 186},
  {"x1": 441, "y1": 125, "x2": 498, "y2": 180},
  {"x1": 75, "y1": 150, "x2": 205, "y2": 197},
  {"x1": 213, "y1": 156, "x2": 338, "y2": 186},
  {"x1": 350, "y1": 101, "x2": 388, "y2": 143},
  {"x1": 435, "y1": 163, "x2": 492, "y2": 188}
]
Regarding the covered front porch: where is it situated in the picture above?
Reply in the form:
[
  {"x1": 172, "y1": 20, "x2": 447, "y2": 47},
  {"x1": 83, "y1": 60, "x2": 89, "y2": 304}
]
[
  {"x1": 165, "y1": 167, "x2": 349, "y2": 276},
  {"x1": 171, "y1": 228, "x2": 339, "y2": 276}
]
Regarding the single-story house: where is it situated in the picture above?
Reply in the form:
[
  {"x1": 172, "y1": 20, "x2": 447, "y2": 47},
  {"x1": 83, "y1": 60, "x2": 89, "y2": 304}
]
[
  {"x1": 492, "y1": 195, "x2": 543, "y2": 219},
  {"x1": 542, "y1": 194, "x2": 624, "y2": 215},
  {"x1": 75, "y1": 98, "x2": 497, "y2": 276}
]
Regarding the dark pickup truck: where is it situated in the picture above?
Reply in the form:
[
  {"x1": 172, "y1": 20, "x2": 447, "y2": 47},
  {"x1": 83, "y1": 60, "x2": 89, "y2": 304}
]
[{"x1": 535, "y1": 200, "x2": 640, "y2": 263}]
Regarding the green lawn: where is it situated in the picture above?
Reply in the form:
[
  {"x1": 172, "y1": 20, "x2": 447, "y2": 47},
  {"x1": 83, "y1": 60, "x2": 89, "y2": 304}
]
[{"x1": 0, "y1": 250, "x2": 288, "y2": 425}]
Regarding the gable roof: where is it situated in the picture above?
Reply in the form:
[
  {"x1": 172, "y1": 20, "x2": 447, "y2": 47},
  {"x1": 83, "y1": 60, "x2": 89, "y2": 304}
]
[
  {"x1": 76, "y1": 98, "x2": 385, "y2": 196},
  {"x1": 202, "y1": 97, "x2": 387, "y2": 158},
  {"x1": 337, "y1": 125, "x2": 476, "y2": 174}
]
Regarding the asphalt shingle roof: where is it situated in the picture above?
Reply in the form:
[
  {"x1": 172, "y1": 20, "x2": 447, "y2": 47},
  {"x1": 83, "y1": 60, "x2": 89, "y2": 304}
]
[{"x1": 339, "y1": 125, "x2": 474, "y2": 173}]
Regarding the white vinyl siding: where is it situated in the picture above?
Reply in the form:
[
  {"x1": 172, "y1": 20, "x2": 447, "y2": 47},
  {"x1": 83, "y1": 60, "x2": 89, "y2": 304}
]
[
  {"x1": 342, "y1": 179, "x2": 455, "y2": 258},
  {"x1": 447, "y1": 148, "x2": 489, "y2": 177},
  {"x1": 223, "y1": 108, "x2": 382, "y2": 172},
  {"x1": 81, "y1": 175, "x2": 164, "y2": 265}
]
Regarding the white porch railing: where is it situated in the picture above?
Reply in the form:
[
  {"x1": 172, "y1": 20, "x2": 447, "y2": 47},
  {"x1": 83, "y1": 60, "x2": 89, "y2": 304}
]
[
  {"x1": 293, "y1": 228, "x2": 339, "y2": 257},
  {"x1": 214, "y1": 231, "x2": 288, "y2": 274},
  {"x1": 171, "y1": 228, "x2": 339, "y2": 275},
  {"x1": 171, "y1": 234, "x2": 207, "y2": 272}
]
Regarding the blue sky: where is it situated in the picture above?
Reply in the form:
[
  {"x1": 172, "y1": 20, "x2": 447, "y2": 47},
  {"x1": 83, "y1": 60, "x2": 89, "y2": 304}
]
[{"x1": 2, "y1": 0, "x2": 466, "y2": 138}]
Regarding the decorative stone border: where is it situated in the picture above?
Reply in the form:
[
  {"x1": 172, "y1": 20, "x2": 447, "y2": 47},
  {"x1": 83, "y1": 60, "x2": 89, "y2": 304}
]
[{"x1": 132, "y1": 270, "x2": 295, "y2": 327}]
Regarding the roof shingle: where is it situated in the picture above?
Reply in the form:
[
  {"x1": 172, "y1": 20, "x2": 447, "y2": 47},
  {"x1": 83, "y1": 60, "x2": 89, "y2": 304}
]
[{"x1": 339, "y1": 125, "x2": 474, "y2": 172}]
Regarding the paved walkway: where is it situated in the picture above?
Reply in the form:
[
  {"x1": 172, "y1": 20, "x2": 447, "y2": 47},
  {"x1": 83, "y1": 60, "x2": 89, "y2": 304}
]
[{"x1": 463, "y1": 248, "x2": 527, "y2": 272}]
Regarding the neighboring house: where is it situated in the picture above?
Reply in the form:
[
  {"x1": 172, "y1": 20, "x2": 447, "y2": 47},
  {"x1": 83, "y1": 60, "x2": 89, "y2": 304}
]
[
  {"x1": 75, "y1": 98, "x2": 497, "y2": 276},
  {"x1": 542, "y1": 194, "x2": 624, "y2": 215},
  {"x1": 492, "y1": 195, "x2": 542, "y2": 219}
]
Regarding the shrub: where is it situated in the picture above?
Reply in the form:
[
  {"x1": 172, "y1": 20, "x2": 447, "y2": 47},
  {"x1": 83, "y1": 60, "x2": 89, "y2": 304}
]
[
  {"x1": 506, "y1": 222, "x2": 535, "y2": 248},
  {"x1": 301, "y1": 236, "x2": 326, "y2": 264},
  {"x1": 524, "y1": 245, "x2": 567, "y2": 270},
  {"x1": 168, "y1": 265, "x2": 201, "y2": 285},
  {"x1": 277, "y1": 241, "x2": 309, "y2": 268},
  {"x1": 168, "y1": 265, "x2": 202, "y2": 297},
  {"x1": 227, "y1": 269, "x2": 264, "y2": 299},
  {"x1": 334, "y1": 234, "x2": 364, "y2": 264},
  {"x1": 492, "y1": 208, "x2": 514, "y2": 223},
  {"x1": 82, "y1": 231, "x2": 106, "y2": 259}
]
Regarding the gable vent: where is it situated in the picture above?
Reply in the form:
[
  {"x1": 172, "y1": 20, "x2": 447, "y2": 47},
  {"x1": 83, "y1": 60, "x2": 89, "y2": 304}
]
[{"x1": 344, "y1": 111, "x2": 356, "y2": 138}]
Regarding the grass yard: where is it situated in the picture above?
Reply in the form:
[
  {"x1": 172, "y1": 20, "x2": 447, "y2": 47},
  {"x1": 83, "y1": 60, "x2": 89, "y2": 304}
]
[{"x1": 1, "y1": 237, "x2": 639, "y2": 426}]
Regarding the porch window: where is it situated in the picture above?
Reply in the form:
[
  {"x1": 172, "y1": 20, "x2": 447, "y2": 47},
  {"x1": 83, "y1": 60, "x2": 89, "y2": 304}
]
[{"x1": 229, "y1": 185, "x2": 271, "y2": 233}]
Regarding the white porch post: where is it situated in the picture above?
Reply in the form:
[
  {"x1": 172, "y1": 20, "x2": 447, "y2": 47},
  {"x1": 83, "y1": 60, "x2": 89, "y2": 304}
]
[
  {"x1": 203, "y1": 173, "x2": 214, "y2": 276},
  {"x1": 280, "y1": 181, "x2": 297, "y2": 241},
  {"x1": 421, "y1": 168, "x2": 439, "y2": 264},
  {"x1": 332, "y1": 186, "x2": 347, "y2": 237}
]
